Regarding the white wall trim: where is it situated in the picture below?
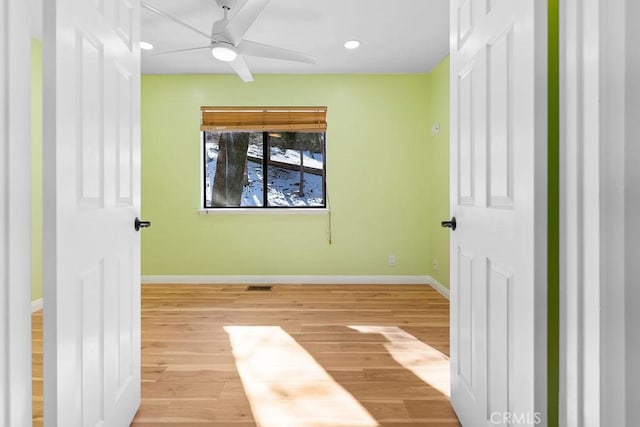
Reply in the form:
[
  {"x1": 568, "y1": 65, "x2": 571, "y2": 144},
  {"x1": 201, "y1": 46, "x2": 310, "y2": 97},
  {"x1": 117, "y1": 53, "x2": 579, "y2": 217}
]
[
  {"x1": 31, "y1": 299, "x2": 43, "y2": 313},
  {"x1": 0, "y1": 0, "x2": 32, "y2": 424},
  {"x1": 559, "y1": 1, "x2": 587, "y2": 424},
  {"x1": 624, "y1": 1, "x2": 640, "y2": 421},
  {"x1": 198, "y1": 208, "x2": 329, "y2": 216},
  {"x1": 426, "y1": 276, "x2": 450, "y2": 300},
  {"x1": 560, "y1": 0, "x2": 637, "y2": 425},
  {"x1": 142, "y1": 275, "x2": 450, "y2": 299},
  {"x1": 142, "y1": 275, "x2": 432, "y2": 286}
]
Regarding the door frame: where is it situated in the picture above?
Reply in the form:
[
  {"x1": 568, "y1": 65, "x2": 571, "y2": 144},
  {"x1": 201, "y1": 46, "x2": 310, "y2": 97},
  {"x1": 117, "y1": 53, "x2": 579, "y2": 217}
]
[
  {"x1": 0, "y1": 0, "x2": 32, "y2": 425},
  {"x1": 6, "y1": 0, "x2": 639, "y2": 425},
  {"x1": 559, "y1": 0, "x2": 640, "y2": 425}
]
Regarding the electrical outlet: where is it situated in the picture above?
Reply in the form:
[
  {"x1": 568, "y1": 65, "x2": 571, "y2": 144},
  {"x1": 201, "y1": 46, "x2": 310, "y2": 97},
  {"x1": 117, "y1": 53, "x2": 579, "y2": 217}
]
[
  {"x1": 388, "y1": 255, "x2": 396, "y2": 266},
  {"x1": 433, "y1": 258, "x2": 439, "y2": 271},
  {"x1": 432, "y1": 123, "x2": 440, "y2": 136}
]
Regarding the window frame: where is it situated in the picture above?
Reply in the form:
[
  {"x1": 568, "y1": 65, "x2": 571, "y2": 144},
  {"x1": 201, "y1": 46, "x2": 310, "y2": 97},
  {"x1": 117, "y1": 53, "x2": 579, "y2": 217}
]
[{"x1": 201, "y1": 130, "x2": 327, "y2": 211}]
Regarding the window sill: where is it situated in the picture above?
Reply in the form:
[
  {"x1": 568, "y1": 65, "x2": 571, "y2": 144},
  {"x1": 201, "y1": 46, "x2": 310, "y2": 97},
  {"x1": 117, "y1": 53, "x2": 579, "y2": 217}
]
[{"x1": 198, "y1": 208, "x2": 329, "y2": 216}]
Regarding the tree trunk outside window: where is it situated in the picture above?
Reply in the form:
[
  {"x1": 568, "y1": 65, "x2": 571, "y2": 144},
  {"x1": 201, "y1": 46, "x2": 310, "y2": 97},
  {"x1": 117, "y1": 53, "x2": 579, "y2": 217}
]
[{"x1": 212, "y1": 132, "x2": 249, "y2": 207}]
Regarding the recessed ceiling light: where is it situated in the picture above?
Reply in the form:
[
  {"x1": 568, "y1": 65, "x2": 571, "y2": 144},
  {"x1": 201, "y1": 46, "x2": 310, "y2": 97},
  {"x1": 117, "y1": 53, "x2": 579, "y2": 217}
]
[
  {"x1": 140, "y1": 41, "x2": 154, "y2": 50},
  {"x1": 344, "y1": 40, "x2": 360, "y2": 50}
]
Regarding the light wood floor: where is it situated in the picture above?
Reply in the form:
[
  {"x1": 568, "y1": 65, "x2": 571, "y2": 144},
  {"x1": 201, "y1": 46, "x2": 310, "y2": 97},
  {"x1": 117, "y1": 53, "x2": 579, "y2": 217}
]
[
  {"x1": 33, "y1": 284, "x2": 459, "y2": 426},
  {"x1": 32, "y1": 311, "x2": 43, "y2": 426}
]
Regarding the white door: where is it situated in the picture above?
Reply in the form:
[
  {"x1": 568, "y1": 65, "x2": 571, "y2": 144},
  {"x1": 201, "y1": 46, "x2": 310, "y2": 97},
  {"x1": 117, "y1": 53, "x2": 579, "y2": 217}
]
[
  {"x1": 449, "y1": 0, "x2": 547, "y2": 425},
  {"x1": 43, "y1": 0, "x2": 142, "y2": 425}
]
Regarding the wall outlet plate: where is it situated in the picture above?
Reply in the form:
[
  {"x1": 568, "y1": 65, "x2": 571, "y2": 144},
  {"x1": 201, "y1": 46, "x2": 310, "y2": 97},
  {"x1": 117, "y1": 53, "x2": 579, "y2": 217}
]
[
  {"x1": 431, "y1": 123, "x2": 440, "y2": 136},
  {"x1": 388, "y1": 255, "x2": 396, "y2": 266}
]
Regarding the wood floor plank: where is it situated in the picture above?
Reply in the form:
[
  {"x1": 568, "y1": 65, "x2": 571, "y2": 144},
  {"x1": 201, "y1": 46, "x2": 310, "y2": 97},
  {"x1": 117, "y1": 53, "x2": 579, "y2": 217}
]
[
  {"x1": 32, "y1": 311, "x2": 43, "y2": 427},
  {"x1": 33, "y1": 284, "x2": 460, "y2": 426}
]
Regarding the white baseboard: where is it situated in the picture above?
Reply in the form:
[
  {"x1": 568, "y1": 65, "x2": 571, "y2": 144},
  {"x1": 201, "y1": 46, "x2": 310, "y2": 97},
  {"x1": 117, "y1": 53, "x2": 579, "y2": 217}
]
[
  {"x1": 142, "y1": 275, "x2": 450, "y2": 299},
  {"x1": 426, "y1": 276, "x2": 450, "y2": 300},
  {"x1": 142, "y1": 275, "x2": 431, "y2": 286},
  {"x1": 31, "y1": 298, "x2": 43, "y2": 313}
]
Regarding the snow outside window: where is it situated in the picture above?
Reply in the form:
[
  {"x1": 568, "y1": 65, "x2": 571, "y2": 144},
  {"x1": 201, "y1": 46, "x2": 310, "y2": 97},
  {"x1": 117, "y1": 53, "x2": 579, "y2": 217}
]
[{"x1": 203, "y1": 131, "x2": 326, "y2": 208}]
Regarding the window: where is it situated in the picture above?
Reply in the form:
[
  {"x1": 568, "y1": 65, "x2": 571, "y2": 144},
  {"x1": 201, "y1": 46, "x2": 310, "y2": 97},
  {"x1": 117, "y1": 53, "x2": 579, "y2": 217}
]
[{"x1": 201, "y1": 107, "x2": 327, "y2": 209}]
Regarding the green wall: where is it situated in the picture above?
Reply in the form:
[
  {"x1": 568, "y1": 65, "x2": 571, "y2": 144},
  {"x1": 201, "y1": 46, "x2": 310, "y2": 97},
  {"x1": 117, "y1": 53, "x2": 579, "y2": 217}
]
[
  {"x1": 29, "y1": 57, "x2": 452, "y2": 298},
  {"x1": 31, "y1": 39, "x2": 43, "y2": 301},
  {"x1": 141, "y1": 70, "x2": 450, "y2": 279}
]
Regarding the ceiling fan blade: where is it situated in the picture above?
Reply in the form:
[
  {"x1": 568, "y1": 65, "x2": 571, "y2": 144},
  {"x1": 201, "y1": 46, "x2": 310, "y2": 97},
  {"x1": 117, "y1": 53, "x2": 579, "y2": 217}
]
[
  {"x1": 151, "y1": 46, "x2": 211, "y2": 57},
  {"x1": 229, "y1": 56, "x2": 254, "y2": 82},
  {"x1": 141, "y1": 2, "x2": 211, "y2": 41},
  {"x1": 238, "y1": 40, "x2": 317, "y2": 64},
  {"x1": 224, "y1": 0, "x2": 270, "y2": 43}
]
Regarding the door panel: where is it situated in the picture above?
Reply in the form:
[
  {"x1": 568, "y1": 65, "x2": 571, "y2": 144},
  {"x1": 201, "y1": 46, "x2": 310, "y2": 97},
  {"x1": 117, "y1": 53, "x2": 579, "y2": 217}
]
[
  {"x1": 77, "y1": 31, "x2": 105, "y2": 207},
  {"x1": 487, "y1": 28, "x2": 514, "y2": 208},
  {"x1": 457, "y1": 66, "x2": 475, "y2": 206},
  {"x1": 457, "y1": 249, "x2": 474, "y2": 388},
  {"x1": 449, "y1": 0, "x2": 547, "y2": 425},
  {"x1": 43, "y1": 0, "x2": 141, "y2": 425},
  {"x1": 116, "y1": 0, "x2": 134, "y2": 49},
  {"x1": 116, "y1": 66, "x2": 134, "y2": 205},
  {"x1": 487, "y1": 261, "x2": 511, "y2": 419},
  {"x1": 457, "y1": 0, "x2": 474, "y2": 48},
  {"x1": 116, "y1": 250, "x2": 135, "y2": 393}
]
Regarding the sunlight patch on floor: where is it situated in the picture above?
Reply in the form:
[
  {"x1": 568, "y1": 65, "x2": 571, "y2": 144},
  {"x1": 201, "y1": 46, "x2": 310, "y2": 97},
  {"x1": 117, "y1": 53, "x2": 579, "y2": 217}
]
[
  {"x1": 349, "y1": 325, "x2": 450, "y2": 397},
  {"x1": 224, "y1": 326, "x2": 379, "y2": 427}
]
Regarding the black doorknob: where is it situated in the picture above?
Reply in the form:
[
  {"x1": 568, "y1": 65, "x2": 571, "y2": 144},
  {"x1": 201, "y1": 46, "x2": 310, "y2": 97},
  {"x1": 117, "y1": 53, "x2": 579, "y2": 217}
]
[
  {"x1": 441, "y1": 217, "x2": 457, "y2": 231},
  {"x1": 134, "y1": 217, "x2": 151, "y2": 231}
]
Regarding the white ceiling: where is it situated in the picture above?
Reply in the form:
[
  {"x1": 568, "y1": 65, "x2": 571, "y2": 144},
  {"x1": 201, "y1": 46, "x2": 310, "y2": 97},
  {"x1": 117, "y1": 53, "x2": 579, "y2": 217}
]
[
  {"x1": 29, "y1": 0, "x2": 450, "y2": 76},
  {"x1": 141, "y1": 0, "x2": 450, "y2": 75}
]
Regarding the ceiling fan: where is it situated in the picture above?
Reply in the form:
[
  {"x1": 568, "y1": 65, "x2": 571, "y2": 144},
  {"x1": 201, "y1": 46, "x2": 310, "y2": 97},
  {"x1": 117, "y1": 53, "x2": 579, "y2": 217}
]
[{"x1": 141, "y1": 0, "x2": 317, "y2": 82}]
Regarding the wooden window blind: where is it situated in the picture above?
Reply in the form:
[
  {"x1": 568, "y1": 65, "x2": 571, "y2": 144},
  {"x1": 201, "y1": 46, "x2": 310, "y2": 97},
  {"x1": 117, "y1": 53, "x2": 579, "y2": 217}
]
[{"x1": 200, "y1": 106, "x2": 327, "y2": 132}]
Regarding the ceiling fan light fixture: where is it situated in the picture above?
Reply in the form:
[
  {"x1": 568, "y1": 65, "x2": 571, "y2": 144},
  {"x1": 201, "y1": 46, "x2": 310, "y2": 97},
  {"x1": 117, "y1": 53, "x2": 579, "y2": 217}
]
[{"x1": 211, "y1": 43, "x2": 238, "y2": 62}]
